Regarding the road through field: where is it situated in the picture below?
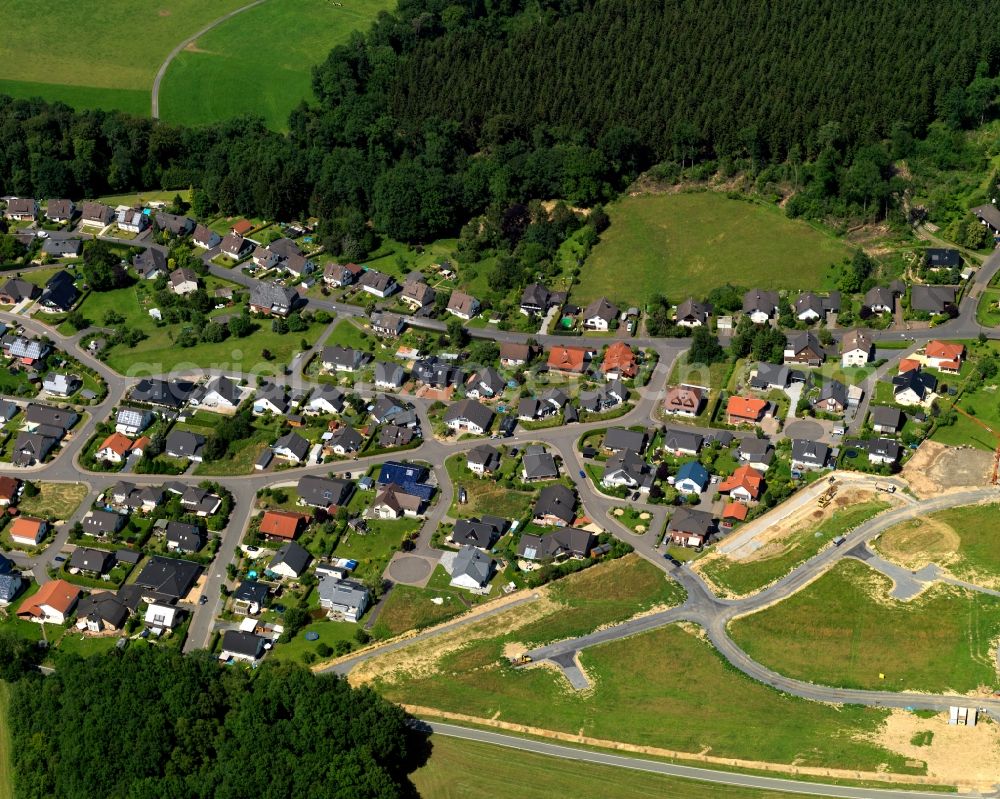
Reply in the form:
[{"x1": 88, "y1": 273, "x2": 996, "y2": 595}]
[{"x1": 151, "y1": 0, "x2": 269, "y2": 118}]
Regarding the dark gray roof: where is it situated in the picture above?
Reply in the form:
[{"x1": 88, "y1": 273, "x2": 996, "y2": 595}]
[
  {"x1": 467, "y1": 443, "x2": 501, "y2": 470},
  {"x1": 791, "y1": 439, "x2": 830, "y2": 466},
  {"x1": 925, "y1": 248, "x2": 960, "y2": 268},
  {"x1": 661, "y1": 429, "x2": 703, "y2": 453},
  {"x1": 522, "y1": 446, "x2": 558, "y2": 480},
  {"x1": 134, "y1": 556, "x2": 202, "y2": 601},
  {"x1": 131, "y1": 378, "x2": 197, "y2": 409},
  {"x1": 453, "y1": 518, "x2": 503, "y2": 549},
  {"x1": 667, "y1": 507, "x2": 714, "y2": 536},
  {"x1": 910, "y1": 284, "x2": 957, "y2": 314},
  {"x1": 533, "y1": 484, "x2": 576, "y2": 524},
  {"x1": 165, "y1": 430, "x2": 205, "y2": 458},
  {"x1": 750, "y1": 362, "x2": 789, "y2": 389},
  {"x1": 83, "y1": 510, "x2": 123, "y2": 535},
  {"x1": 603, "y1": 427, "x2": 646, "y2": 452},
  {"x1": 274, "y1": 431, "x2": 310, "y2": 461},
  {"x1": 297, "y1": 475, "x2": 353, "y2": 508},
  {"x1": 742, "y1": 289, "x2": 779, "y2": 314},
  {"x1": 816, "y1": 379, "x2": 848, "y2": 407},
  {"x1": 443, "y1": 398, "x2": 495, "y2": 430},
  {"x1": 517, "y1": 527, "x2": 594, "y2": 559},
  {"x1": 69, "y1": 547, "x2": 115, "y2": 573},
  {"x1": 221, "y1": 630, "x2": 264, "y2": 658},
  {"x1": 165, "y1": 521, "x2": 204, "y2": 552},
  {"x1": 24, "y1": 403, "x2": 77, "y2": 431},
  {"x1": 892, "y1": 370, "x2": 937, "y2": 399},
  {"x1": 270, "y1": 541, "x2": 311, "y2": 575},
  {"x1": 871, "y1": 406, "x2": 904, "y2": 429},
  {"x1": 233, "y1": 580, "x2": 269, "y2": 605},
  {"x1": 75, "y1": 592, "x2": 129, "y2": 628}
]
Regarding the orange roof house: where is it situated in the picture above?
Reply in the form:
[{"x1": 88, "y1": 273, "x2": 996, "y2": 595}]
[
  {"x1": 726, "y1": 396, "x2": 768, "y2": 426},
  {"x1": 718, "y1": 465, "x2": 764, "y2": 502},
  {"x1": 722, "y1": 502, "x2": 749, "y2": 522},
  {"x1": 925, "y1": 340, "x2": 964, "y2": 373},
  {"x1": 9, "y1": 516, "x2": 47, "y2": 546},
  {"x1": 259, "y1": 510, "x2": 309, "y2": 540},
  {"x1": 547, "y1": 346, "x2": 589, "y2": 374},
  {"x1": 231, "y1": 219, "x2": 253, "y2": 236},
  {"x1": 97, "y1": 432, "x2": 134, "y2": 460},
  {"x1": 898, "y1": 358, "x2": 921, "y2": 374},
  {"x1": 601, "y1": 342, "x2": 638, "y2": 378},
  {"x1": 17, "y1": 579, "x2": 80, "y2": 623}
]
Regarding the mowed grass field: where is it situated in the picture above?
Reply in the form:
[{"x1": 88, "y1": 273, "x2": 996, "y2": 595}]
[
  {"x1": 412, "y1": 735, "x2": 803, "y2": 799},
  {"x1": 158, "y1": 0, "x2": 395, "y2": 129},
  {"x1": 578, "y1": 193, "x2": 853, "y2": 306},
  {"x1": 0, "y1": 0, "x2": 248, "y2": 114},
  {"x1": 876, "y1": 503, "x2": 1000, "y2": 586},
  {"x1": 730, "y1": 560, "x2": 1000, "y2": 693}
]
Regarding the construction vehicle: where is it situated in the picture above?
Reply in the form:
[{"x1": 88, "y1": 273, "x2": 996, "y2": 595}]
[
  {"x1": 510, "y1": 654, "x2": 532, "y2": 666},
  {"x1": 817, "y1": 484, "x2": 838, "y2": 508},
  {"x1": 874, "y1": 482, "x2": 896, "y2": 494}
]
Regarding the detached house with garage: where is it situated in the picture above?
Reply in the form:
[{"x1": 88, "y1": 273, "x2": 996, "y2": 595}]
[
  {"x1": 358, "y1": 269, "x2": 398, "y2": 298},
  {"x1": 743, "y1": 289, "x2": 779, "y2": 323},
  {"x1": 249, "y1": 282, "x2": 298, "y2": 317},
  {"x1": 718, "y1": 464, "x2": 764, "y2": 503},
  {"x1": 783, "y1": 331, "x2": 825, "y2": 366},
  {"x1": 924, "y1": 340, "x2": 964, "y2": 373},
  {"x1": 667, "y1": 508, "x2": 714, "y2": 548},
  {"x1": 582, "y1": 297, "x2": 619, "y2": 331},
  {"x1": 791, "y1": 439, "x2": 830, "y2": 472},
  {"x1": 675, "y1": 298, "x2": 711, "y2": 327},
  {"x1": 726, "y1": 396, "x2": 768, "y2": 426},
  {"x1": 443, "y1": 398, "x2": 494, "y2": 435},
  {"x1": 4, "y1": 198, "x2": 38, "y2": 222},
  {"x1": 446, "y1": 291, "x2": 480, "y2": 320},
  {"x1": 220, "y1": 232, "x2": 251, "y2": 260},
  {"x1": 80, "y1": 202, "x2": 114, "y2": 229}
]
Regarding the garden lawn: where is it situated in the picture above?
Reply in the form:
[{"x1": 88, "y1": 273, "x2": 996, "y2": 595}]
[
  {"x1": 578, "y1": 193, "x2": 852, "y2": 306},
  {"x1": 269, "y1": 618, "x2": 358, "y2": 664},
  {"x1": 375, "y1": 623, "x2": 920, "y2": 775},
  {"x1": 411, "y1": 735, "x2": 801, "y2": 799},
  {"x1": 931, "y1": 382, "x2": 1000, "y2": 450},
  {"x1": 326, "y1": 320, "x2": 375, "y2": 350},
  {"x1": 876, "y1": 503, "x2": 1000, "y2": 585},
  {"x1": 333, "y1": 517, "x2": 422, "y2": 581},
  {"x1": 18, "y1": 482, "x2": 88, "y2": 521},
  {"x1": 158, "y1": 0, "x2": 394, "y2": 130},
  {"x1": 371, "y1": 584, "x2": 469, "y2": 639},
  {"x1": 698, "y1": 501, "x2": 889, "y2": 596},
  {"x1": 730, "y1": 559, "x2": 1000, "y2": 693},
  {"x1": 0, "y1": 0, "x2": 248, "y2": 115},
  {"x1": 55, "y1": 633, "x2": 121, "y2": 658},
  {"x1": 445, "y1": 455, "x2": 536, "y2": 521}
]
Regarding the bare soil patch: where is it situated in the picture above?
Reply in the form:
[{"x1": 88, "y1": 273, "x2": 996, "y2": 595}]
[
  {"x1": 865, "y1": 709, "x2": 1000, "y2": 791},
  {"x1": 876, "y1": 518, "x2": 961, "y2": 571},
  {"x1": 900, "y1": 442, "x2": 991, "y2": 497}
]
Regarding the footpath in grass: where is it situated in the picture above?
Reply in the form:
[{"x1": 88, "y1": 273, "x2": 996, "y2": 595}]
[
  {"x1": 698, "y1": 500, "x2": 889, "y2": 596},
  {"x1": 411, "y1": 735, "x2": 800, "y2": 799},
  {"x1": 729, "y1": 559, "x2": 1000, "y2": 693},
  {"x1": 578, "y1": 192, "x2": 851, "y2": 306},
  {"x1": 375, "y1": 622, "x2": 918, "y2": 775},
  {"x1": 158, "y1": 0, "x2": 394, "y2": 129},
  {"x1": 876, "y1": 503, "x2": 1000, "y2": 588}
]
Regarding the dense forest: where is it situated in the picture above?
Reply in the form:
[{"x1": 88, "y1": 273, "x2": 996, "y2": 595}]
[
  {"x1": 2, "y1": 0, "x2": 1000, "y2": 248},
  {"x1": 6, "y1": 646, "x2": 422, "y2": 799}
]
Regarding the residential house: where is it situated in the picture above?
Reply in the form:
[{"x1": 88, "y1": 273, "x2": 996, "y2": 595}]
[
  {"x1": 446, "y1": 291, "x2": 480, "y2": 320},
  {"x1": 192, "y1": 224, "x2": 222, "y2": 249},
  {"x1": 10, "y1": 516, "x2": 47, "y2": 546},
  {"x1": 96, "y1": 432, "x2": 134, "y2": 463},
  {"x1": 144, "y1": 603, "x2": 179, "y2": 630},
  {"x1": 272, "y1": 431, "x2": 310, "y2": 464},
  {"x1": 452, "y1": 517, "x2": 508, "y2": 549},
  {"x1": 297, "y1": 475, "x2": 353, "y2": 510},
  {"x1": 42, "y1": 372, "x2": 77, "y2": 397},
  {"x1": 924, "y1": 340, "x2": 964, "y2": 373},
  {"x1": 400, "y1": 273, "x2": 435, "y2": 309},
  {"x1": 169, "y1": 267, "x2": 199, "y2": 295},
  {"x1": 674, "y1": 460, "x2": 709, "y2": 494},
  {"x1": 910, "y1": 285, "x2": 957, "y2": 316},
  {"x1": 232, "y1": 581, "x2": 269, "y2": 615},
  {"x1": 602, "y1": 449, "x2": 652, "y2": 492},
  {"x1": 794, "y1": 291, "x2": 840, "y2": 322},
  {"x1": 661, "y1": 429, "x2": 703, "y2": 457},
  {"x1": 443, "y1": 398, "x2": 494, "y2": 435},
  {"x1": 726, "y1": 396, "x2": 768, "y2": 426},
  {"x1": 155, "y1": 212, "x2": 194, "y2": 237},
  {"x1": 116, "y1": 208, "x2": 149, "y2": 234},
  {"x1": 220, "y1": 630, "x2": 266, "y2": 664},
  {"x1": 165, "y1": 521, "x2": 204, "y2": 554},
  {"x1": 925, "y1": 248, "x2": 960, "y2": 270},
  {"x1": 718, "y1": 464, "x2": 764, "y2": 503},
  {"x1": 603, "y1": 427, "x2": 646, "y2": 453},
  {"x1": 467, "y1": 443, "x2": 502, "y2": 475},
  {"x1": 180, "y1": 486, "x2": 222, "y2": 516},
  {"x1": 133, "y1": 248, "x2": 167, "y2": 280},
  {"x1": 248, "y1": 282, "x2": 298, "y2": 316},
  {"x1": 0, "y1": 401, "x2": 18, "y2": 425},
  {"x1": 790, "y1": 439, "x2": 830, "y2": 472},
  {"x1": 323, "y1": 262, "x2": 363, "y2": 287},
  {"x1": 449, "y1": 546, "x2": 495, "y2": 591},
  {"x1": 82, "y1": 510, "x2": 124, "y2": 538},
  {"x1": 892, "y1": 370, "x2": 937, "y2": 406},
  {"x1": 841, "y1": 329, "x2": 874, "y2": 368},
  {"x1": 198, "y1": 376, "x2": 242, "y2": 410},
  {"x1": 0, "y1": 278, "x2": 38, "y2": 305},
  {"x1": 322, "y1": 345, "x2": 367, "y2": 372},
  {"x1": 871, "y1": 406, "x2": 904, "y2": 435},
  {"x1": 371, "y1": 311, "x2": 405, "y2": 338},
  {"x1": 0, "y1": 555, "x2": 21, "y2": 604},
  {"x1": 358, "y1": 269, "x2": 398, "y2": 298},
  {"x1": 743, "y1": 289, "x2": 779, "y2": 323},
  {"x1": 269, "y1": 542, "x2": 311, "y2": 579},
  {"x1": 547, "y1": 345, "x2": 590, "y2": 374},
  {"x1": 17, "y1": 579, "x2": 79, "y2": 624},
  {"x1": 465, "y1": 367, "x2": 505, "y2": 400},
  {"x1": 305, "y1": 385, "x2": 345, "y2": 415},
  {"x1": 39, "y1": 270, "x2": 79, "y2": 311},
  {"x1": 25, "y1": 402, "x2": 76, "y2": 433},
  {"x1": 11, "y1": 433, "x2": 56, "y2": 466},
  {"x1": 7, "y1": 336, "x2": 49, "y2": 365},
  {"x1": 259, "y1": 510, "x2": 307, "y2": 541},
  {"x1": 867, "y1": 438, "x2": 902, "y2": 465},
  {"x1": 42, "y1": 238, "x2": 82, "y2": 258},
  {"x1": 0, "y1": 476, "x2": 18, "y2": 506},
  {"x1": 675, "y1": 298, "x2": 711, "y2": 327},
  {"x1": 252, "y1": 382, "x2": 289, "y2": 416},
  {"x1": 667, "y1": 508, "x2": 714, "y2": 547},
  {"x1": 372, "y1": 483, "x2": 425, "y2": 519},
  {"x1": 783, "y1": 331, "x2": 825, "y2": 366},
  {"x1": 4, "y1": 198, "x2": 38, "y2": 222},
  {"x1": 582, "y1": 297, "x2": 619, "y2": 331},
  {"x1": 972, "y1": 204, "x2": 1000, "y2": 235},
  {"x1": 76, "y1": 592, "x2": 129, "y2": 632},
  {"x1": 130, "y1": 378, "x2": 197, "y2": 410},
  {"x1": 499, "y1": 342, "x2": 535, "y2": 367},
  {"x1": 219, "y1": 232, "x2": 251, "y2": 260},
  {"x1": 738, "y1": 438, "x2": 774, "y2": 471},
  {"x1": 517, "y1": 527, "x2": 595, "y2": 560},
  {"x1": 165, "y1": 430, "x2": 205, "y2": 461},
  {"x1": 601, "y1": 341, "x2": 639, "y2": 379},
  {"x1": 326, "y1": 424, "x2": 363, "y2": 455},
  {"x1": 532, "y1": 484, "x2": 576, "y2": 527},
  {"x1": 318, "y1": 577, "x2": 370, "y2": 622},
  {"x1": 814, "y1": 379, "x2": 848, "y2": 414},
  {"x1": 376, "y1": 462, "x2": 434, "y2": 498},
  {"x1": 863, "y1": 285, "x2": 898, "y2": 314},
  {"x1": 750, "y1": 362, "x2": 790, "y2": 390},
  {"x1": 522, "y1": 445, "x2": 559, "y2": 481},
  {"x1": 578, "y1": 381, "x2": 627, "y2": 414},
  {"x1": 115, "y1": 408, "x2": 153, "y2": 436},
  {"x1": 378, "y1": 424, "x2": 416, "y2": 448},
  {"x1": 80, "y1": 202, "x2": 114, "y2": 229},
  {"x1": 413, "y1": 356, "x2": 464, "y2": 389},
  {"x1": 370, "y1": 395, "x2": 415, "y2": 426}
]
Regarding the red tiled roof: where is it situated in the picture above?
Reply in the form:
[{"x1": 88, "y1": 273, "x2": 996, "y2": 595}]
[
  {"x1": 98, "y1": 432, "x2": 134, "y2": 457},
  {"x1": 18, "y1": 579, "x2": 79, "y2": 617},
  {"x1": 718, "y1": 465, "x2": 764, "y2": 499},
  {"x1": 231, "y1": 219, "x2": 253, "y2": 235},
  {"x1": 259, "y1": 510, "x2": 308, "y2": 540},
  {"x1": 898, "y1": 358, "x2": 921, "y2": 374},
  {"x1": 926, "y1": 340, "x2": 964, "y2": 361},
  {"x1": 601, "y1": 342, "x2": 638, "y2": 376},
  {"x1": 722, "y1": 502, "x2": 749, "y2": 521},
  {"x1": 726, "y1": 396, "x2": 767, "y2": 421},
  {"x1": 547, "y1": 346, "x2": 588, "y2": 373}
]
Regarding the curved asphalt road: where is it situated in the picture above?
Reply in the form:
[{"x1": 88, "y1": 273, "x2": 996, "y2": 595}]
[
  {"x1": 150, "y1": 0, "x2": 270, "y2": 118},
  {"x1": 424, "y1": 722, "x2": 959, "y2": 799}
]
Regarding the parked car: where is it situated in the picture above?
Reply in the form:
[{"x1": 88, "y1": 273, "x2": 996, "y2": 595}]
[{"x1": 578, "y1": 469, "x2": 586, "y2": 478}]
